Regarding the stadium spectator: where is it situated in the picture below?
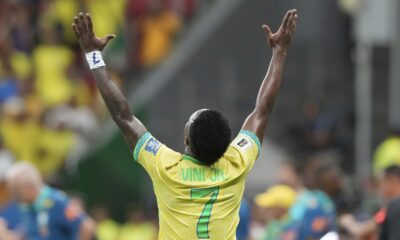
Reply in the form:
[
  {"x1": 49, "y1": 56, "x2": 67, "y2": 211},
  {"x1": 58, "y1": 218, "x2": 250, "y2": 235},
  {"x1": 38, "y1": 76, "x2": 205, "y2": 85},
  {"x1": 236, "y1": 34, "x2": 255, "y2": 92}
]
[
  {"x1": 284, "y1": 156, "x2": 339, "y2": 240},
  {"x1": 37, "y1": 0, "x2": 79, "y2": 45},
  {"x1": 309, "y1": 153, "x2": 344, "y2": 204},
  {"x1": 8, "y1": 2, "x2": 36, "y2": 52},
  {"x1": 43, "y1": 99, "x2": 100, "y2": 171},
  {"x1": 286, "y1": 102, "x2": 348, "y2": 162},
  {"x1": 0, "y1": 30, "x2": 31, "y2": 99},
  {"x1": 44, "y1": 100, "x2": 99, "y2": 140},
  {"x1": 119, "y1": 206, "x2": 157, "y2": 240},
  {"x1": 84, "y1": 0, "x2": 126, "y2": 39},
  {"x1": 126, "y1": 0, "x2": 193, "y2": 69},
  {"x1": 373, "y1": 127, "x2": 400, "y2": 176},
  {"x1": 2, "y1": 162, "x2": 96, "y2": 239},
  {"x1": 0, "y1": 0, "x2": 198, "y2": 179},
  {"x1": 0, "y1": 97, "x2": 39, "y2": 163},
  {"x1": 0, "y1": 98, "x2": 76, "y2": 177},
  {"x1": 0, "y1": 201, "x2": 23, "y2": 235},
  {"x1": 0, "y1": 147, "x2": 21, "y2": 233},
  {"x1": 135, "y1": 0, "x2": 181, "y2": 68},
  {"x1": 255, "y1": 185, "x2": 297, "y2": 240},
  {"x1": 277, "y1": 162, "x2": 303, "y2": 190},
  {"x1": 32, "y1": 25, "x2": 74, "y2": 107},
  {"x1": 340, "y1": 164, "x2": 400, "y2": 240}
]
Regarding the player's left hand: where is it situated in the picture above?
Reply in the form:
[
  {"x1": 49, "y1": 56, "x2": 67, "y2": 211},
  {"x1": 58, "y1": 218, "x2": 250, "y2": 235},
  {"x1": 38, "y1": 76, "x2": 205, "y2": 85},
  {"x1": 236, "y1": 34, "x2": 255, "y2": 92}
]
[
  {"x1": 72, "y1": 12, "x2": 115, "y2": 53},
  {"x1": 262, "y1": 9, "x2": 298, "y2": 51}
]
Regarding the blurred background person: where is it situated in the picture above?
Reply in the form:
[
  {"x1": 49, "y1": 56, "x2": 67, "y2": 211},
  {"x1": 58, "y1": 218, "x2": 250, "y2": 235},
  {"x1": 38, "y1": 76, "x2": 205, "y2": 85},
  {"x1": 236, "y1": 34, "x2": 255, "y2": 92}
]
[
  {"x1": 3, "y1": 162, "x2": 96, "y2": 240},
  {"x1": 0, "y1": 151, "x2": 21, "y2": 237},
  {"x1": 287, "y1": 155, "x2": 341, "y2": 240},
  {"x1": 254, "y1": 184, "x2": 297, "y2": 240},
  {"x1": 262, "y1": 156, "x2": 342, "y2": 240},
  {"x1": 373, "y1": 128, "x2": 400, "y2": 176},
  {"x1": 136, "y1": 0, "x2": 181, "y2": 68},
  {"x1": 340, "y1": 164, "x2": 400, "y2": 240},
  {"x1": 126, "y1": 0, "x2": 181, "y2": 70}
]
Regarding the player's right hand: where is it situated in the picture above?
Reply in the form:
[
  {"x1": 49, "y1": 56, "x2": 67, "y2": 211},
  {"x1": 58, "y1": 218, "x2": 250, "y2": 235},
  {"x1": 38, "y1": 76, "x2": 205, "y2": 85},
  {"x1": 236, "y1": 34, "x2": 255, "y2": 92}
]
[
  {"x1": 262, "y1": 9, "x2": 298, "y2": 51},
  {"x1": 72, "y1": 12, "x2": 115, "y2": 53}
]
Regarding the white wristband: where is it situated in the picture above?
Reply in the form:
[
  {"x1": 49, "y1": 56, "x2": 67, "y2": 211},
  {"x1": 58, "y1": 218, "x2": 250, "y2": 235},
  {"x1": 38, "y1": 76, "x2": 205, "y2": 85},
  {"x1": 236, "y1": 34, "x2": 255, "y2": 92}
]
[{"x1": 85, "y1": 51, "x2": 106, "y2": 70}]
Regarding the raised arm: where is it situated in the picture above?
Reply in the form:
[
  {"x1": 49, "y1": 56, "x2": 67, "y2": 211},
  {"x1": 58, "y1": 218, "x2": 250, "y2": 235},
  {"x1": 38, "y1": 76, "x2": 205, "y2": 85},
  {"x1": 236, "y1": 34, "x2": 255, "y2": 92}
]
[
  {"x1": 72, "y1": 13, "x2": 146, "y2": 150},
  {"x1": 242, "y1": 9, "x2": 298, "y2": 143}
]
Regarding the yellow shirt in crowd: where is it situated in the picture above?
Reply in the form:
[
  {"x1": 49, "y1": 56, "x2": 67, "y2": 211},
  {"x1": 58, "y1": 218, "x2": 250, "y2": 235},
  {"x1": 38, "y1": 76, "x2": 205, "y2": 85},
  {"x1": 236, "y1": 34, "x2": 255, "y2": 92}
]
[
  {"x1": 0, "y1": 51, "x2": 31, "y2": 80},
  {"x1": 0, "y1": 118, "x2": 74, "y2": 177},
  {"x1": 374, "y1": 136, "x2": 400, "y2": 175},
  {"x1": 86, "y1": 0, "x2": 126, "y2": 38},
  {"x1": 119, "y1": 222, "x2": 157, "y2": 240},
  {"x1": 96, "y1": 219, "x2": 120, "y2": 240},
  {"x1": 32, "y1": 45, "x2": 74, "y2": 106},
  {"x1": 140, "y1": 12, "x2": 181, "y2": 67}
]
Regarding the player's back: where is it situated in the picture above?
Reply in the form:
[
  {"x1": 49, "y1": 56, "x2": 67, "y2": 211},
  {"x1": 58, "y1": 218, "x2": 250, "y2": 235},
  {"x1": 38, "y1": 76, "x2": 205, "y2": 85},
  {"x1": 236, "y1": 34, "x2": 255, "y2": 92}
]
[{"x1": 133, "y1": 131, "x2": 260, "y2": 240}]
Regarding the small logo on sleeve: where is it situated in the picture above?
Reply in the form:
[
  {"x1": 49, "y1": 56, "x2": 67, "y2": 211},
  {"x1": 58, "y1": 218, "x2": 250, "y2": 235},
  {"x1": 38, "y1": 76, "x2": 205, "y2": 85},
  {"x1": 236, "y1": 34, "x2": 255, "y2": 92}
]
[
  {"x1": 237, "y1": 139, "x2": 248, "y2": 147},
  {"x1": 145, "y1": 138, "x2": 161, "y2": 155},
  {"x1": 235, "y1": 137, "x2": 252, "y2": 151}
]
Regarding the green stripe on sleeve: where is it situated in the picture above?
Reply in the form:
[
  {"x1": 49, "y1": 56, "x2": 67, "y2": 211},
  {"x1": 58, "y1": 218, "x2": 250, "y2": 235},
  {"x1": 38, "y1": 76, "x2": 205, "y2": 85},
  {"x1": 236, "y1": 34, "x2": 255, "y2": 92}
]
[
  {"x1": 133, "y1": 132, "x2": 152, "y2": 161},
  {"x1": 239, "y1": 130, "x2": 261, "y2": 154}
]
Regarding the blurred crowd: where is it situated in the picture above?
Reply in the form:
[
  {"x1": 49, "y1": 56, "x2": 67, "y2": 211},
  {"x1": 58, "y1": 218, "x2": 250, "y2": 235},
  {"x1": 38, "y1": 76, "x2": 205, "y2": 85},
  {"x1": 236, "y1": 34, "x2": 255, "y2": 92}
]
[
  {"x1": 1, "y1": 129, "x2": 399, "y2": 239},
  {"x1": 0, "y1": 0, "x2": 203, "y2": 179},
  {"x1": 244, "y1": 128, "x2": 400, "y2": 240}
]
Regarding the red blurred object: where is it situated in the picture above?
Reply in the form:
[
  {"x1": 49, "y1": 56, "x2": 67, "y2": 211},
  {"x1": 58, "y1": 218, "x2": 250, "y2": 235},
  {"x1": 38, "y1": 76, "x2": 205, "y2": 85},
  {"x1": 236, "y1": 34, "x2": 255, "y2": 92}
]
[
  {"x1": 374, "y1": 208, "x2": 387, "y2": 225},
  {"x1": 127, "y1": 0, "x2": 150, "y2": 22}
]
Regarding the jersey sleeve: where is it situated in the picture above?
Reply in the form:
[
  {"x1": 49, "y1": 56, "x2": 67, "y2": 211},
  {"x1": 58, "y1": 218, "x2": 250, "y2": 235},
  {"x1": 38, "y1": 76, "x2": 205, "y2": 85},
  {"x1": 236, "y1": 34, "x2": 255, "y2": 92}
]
[
  {"x1": 133, "y1": 132, "x2": 175, "y2": 180},
  {"x1": 225, "y1": 130, "x2": 261, "y2": 172}
]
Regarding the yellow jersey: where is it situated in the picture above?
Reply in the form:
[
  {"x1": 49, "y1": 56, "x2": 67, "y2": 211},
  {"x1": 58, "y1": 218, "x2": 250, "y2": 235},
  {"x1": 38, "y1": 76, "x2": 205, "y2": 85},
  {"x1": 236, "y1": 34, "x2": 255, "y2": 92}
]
[{"x1": 133, "y1": 130, "x2": 261, "y2": 240}]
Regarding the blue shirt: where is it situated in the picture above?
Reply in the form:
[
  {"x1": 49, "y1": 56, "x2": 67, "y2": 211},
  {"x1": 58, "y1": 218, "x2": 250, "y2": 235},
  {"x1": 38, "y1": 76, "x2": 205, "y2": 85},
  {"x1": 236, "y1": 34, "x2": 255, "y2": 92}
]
[
  {"x1": 236, "y1": 200, "x2": 251, "y2": 240},
  {"x1": 15, "y1": 186, "x2": 85, "y2": 240},
  {"x1": 0, "y1": 78, "x2": 18, "y2": 103},
  {"x1": 0, "y1": 201, "x2": 23, "y2": 231},
  {"x1": 286, "y1": 190, "x2": 336, "y2": 240}
]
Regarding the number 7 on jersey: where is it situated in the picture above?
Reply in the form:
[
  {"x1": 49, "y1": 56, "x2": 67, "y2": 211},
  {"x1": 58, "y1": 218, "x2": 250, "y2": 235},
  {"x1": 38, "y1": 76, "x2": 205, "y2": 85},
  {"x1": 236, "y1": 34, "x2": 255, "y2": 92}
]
[{"x1": 191, "y1": 186, "x2": 220, "y2": 239}]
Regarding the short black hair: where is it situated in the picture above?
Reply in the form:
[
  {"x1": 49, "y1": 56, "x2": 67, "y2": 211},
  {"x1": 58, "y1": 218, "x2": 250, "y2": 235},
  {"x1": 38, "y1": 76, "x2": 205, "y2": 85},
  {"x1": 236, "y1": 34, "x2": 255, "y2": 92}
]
[
  {"x1": 384, "y1": 164, "x2": 400, "y2": 178},
  {"x1": 189, "y1": 109, "x2": 231, "y2": 165}
]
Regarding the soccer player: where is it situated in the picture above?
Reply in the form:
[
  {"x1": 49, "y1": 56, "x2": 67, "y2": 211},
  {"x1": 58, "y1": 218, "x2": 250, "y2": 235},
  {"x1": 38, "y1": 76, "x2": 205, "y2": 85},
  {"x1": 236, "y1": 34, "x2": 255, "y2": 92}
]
[{"x1": 72, "y1": 9, "x2": 298, "y2": 240}]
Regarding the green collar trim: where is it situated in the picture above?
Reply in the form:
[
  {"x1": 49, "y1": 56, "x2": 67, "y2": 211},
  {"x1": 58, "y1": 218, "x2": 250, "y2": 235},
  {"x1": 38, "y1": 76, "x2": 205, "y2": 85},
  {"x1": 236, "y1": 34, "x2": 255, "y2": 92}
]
[{"x1": 183, "y1": 155, "x2": 207, "y2": 165}]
